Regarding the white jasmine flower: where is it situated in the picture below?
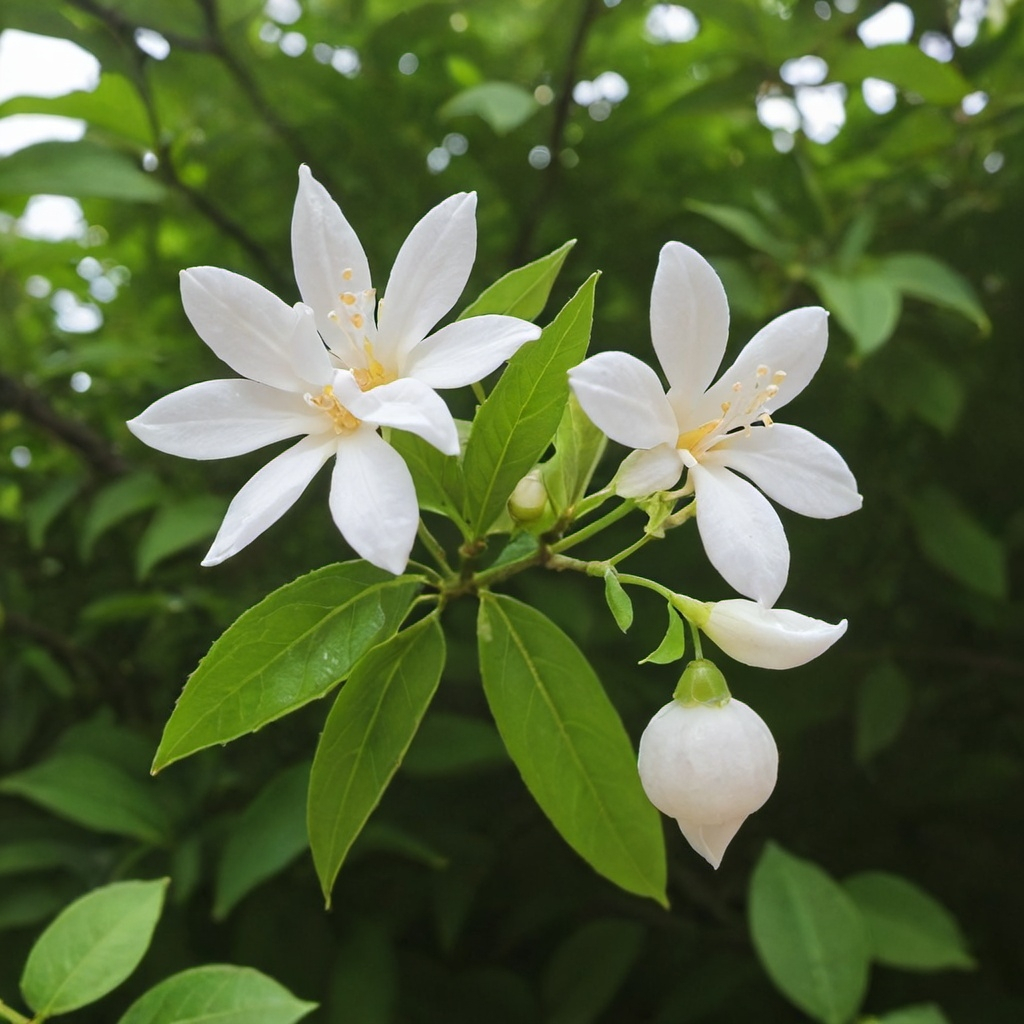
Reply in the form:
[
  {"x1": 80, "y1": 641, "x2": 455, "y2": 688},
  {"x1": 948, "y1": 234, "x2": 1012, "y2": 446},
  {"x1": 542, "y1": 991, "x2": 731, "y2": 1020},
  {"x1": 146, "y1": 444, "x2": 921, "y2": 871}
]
[
  {"x1": 638, "y1": 696, "x2": 778, "y2": 868},
  {"x1": 675, "y1": 596, "x2": 848, "y2": 670},
  {"x1": 128, "y1": 168, "x2": 539, "y2": 573},
  {"x1": 568, "y1": 241, "x2": 861, "y2": 606}
]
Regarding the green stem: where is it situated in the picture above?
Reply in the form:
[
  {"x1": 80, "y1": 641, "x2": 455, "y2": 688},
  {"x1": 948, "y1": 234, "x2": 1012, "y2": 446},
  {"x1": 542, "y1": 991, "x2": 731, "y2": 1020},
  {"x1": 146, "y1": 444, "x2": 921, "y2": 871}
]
[
  {"x1": 689, "y1": 619, "x2": 705, "y2": 661},
  {"x1": 417, "y1": 521, "x2": 454, "y2": 575},
  {"x1": 471, "y1": 380, "x2": 487, "y2": 405},
  {"x1": 569, "y1": 485, "x2": 614, "y2": 522},
  {"x1": 472, "y1": 546, "x2": 545, "y2": 591},
  {"x1": 550, "y1": 499, "x2": 635, "y2": 554},
  {"x1": 0, "y1": 998, "x2": 30, "y2": 1024},
  {"x1": 605, "y1": 532, "x2": 653, "y2": 568}
]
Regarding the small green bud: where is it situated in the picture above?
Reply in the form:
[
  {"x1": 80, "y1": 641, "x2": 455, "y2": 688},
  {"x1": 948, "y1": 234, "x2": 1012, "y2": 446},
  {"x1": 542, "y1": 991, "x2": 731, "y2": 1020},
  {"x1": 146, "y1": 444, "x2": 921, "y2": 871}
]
[
  {"x1": 508, "y1": 469, "x2": 549, "y2": 523},
  {"x1": 672, "y1": 658, "x2": 731, "y2": 707}
]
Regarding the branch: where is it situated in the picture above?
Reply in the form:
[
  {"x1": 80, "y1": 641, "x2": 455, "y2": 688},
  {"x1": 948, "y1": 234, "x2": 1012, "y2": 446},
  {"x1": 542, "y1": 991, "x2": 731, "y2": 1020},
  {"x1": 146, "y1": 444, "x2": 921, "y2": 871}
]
[
  {"x1": 0, "y1": 372, "x2": 127, "y2": 476},
  {"x1": 511, "y1": 0, "x2": 602, "y2": 263}
]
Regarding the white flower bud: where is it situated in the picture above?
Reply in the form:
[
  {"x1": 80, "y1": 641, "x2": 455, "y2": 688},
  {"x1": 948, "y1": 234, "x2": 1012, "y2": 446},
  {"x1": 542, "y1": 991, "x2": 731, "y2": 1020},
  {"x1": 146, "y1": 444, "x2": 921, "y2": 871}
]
[
  {"x1": 703, "y1": 600, "x2": 847, "y2": 670},
  {"x1": 508, "y1": 469, "x2": 548, "y2": 523},
  {"x1": 637, "y1": 698, "x2": 778, "y2": 868}
]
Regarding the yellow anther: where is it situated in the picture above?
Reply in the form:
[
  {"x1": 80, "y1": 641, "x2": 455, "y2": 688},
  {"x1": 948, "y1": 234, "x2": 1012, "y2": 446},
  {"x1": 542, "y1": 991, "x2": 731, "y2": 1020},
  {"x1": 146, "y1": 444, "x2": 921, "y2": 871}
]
[
  {"x1": 307, "y1": 385, "x2": 360, "y2": 434},
  {"x1": 732, "y1": 381, "x2": 743, "y2": 392},
  {"x1": 341, "y1": 292, "x2": 356, "y2": 306},
  {"x1": 720, "y1": 401, "x2": 731, "y2": 414},
  {"x1": 772, "y1": 370, "x2": 787, "y2": 384},
  {"x1": 352, "y1": 341, "x2": 395, "y2": 392},
  {"x1": 351, "y1": 313, "x2": 364, "y2": 329},
  {"x1": 765, "y1": 384, "x2": 779, "y2": 398},
  {"x1": 342, "y1": 268, "x2": 353, "y2": 281},
  {"x1": 677, "y1": 418, "x2": 722, "y2": 453},
  {"x1": 327, "y1": 310, "x2": 340, "y2": 323},
  {"x1": 756, "y1": 364, "x2": 769, "y2": 377}
]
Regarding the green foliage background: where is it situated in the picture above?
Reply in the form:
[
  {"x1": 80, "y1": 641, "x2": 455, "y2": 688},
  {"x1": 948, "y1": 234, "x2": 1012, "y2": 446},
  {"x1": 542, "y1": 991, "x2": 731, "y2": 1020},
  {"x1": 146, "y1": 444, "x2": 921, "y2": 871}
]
[{"x1": 1, "y1": 0, "x2": 1021, "y2": 1020}]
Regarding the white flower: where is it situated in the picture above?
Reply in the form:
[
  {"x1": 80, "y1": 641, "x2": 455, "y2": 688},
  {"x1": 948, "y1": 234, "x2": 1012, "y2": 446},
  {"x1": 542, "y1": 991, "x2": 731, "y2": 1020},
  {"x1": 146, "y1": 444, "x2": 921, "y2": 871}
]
[
  {"x1": 128, "y1": 168, "x2": 540, "y2": 574},
  {"x1": 568, "y1": 241, "x2": 862, "y2": 606},
  {"x1": 638, "y1": 697, "x2": 778, "y2": 868},
  {"x1": 676, "y1": 596, "x2": 848, "y2": 670}
]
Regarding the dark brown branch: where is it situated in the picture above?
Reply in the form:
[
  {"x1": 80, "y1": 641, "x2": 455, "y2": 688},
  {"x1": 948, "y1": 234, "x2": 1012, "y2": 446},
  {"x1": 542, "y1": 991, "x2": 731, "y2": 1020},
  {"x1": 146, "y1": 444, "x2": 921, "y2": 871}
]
[
  {"x1": 511, "y1": 0, "x2": 602, "y2": 264},
  {"x1": 0, "y1": 372, "x2": 127, "y2": 476}
]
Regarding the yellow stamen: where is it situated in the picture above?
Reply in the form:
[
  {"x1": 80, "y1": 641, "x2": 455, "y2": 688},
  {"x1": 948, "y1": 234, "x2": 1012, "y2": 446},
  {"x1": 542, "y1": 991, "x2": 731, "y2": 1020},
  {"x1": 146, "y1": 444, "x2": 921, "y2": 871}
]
[
  {"x1": 341, "y1": 292, "x2": 356, "y2": 306},
  {"x1": 307, "y1": 385, "x2": 360, "y2": 433},
  {"x1": 342, "y1": 268, "x2": 353, "y2": 281},
  {"x1": 351, "y1": 341, "x2": 395, "y2": 392},
  {"x1": 677, "y1": 418, "x2": 722, "y2": 453}
]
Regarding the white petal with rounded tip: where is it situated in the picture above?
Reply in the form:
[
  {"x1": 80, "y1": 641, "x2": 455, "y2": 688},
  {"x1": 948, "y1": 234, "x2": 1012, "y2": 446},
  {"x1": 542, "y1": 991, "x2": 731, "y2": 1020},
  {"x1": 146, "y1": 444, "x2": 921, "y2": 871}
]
[
  {"x1": 650, "y1": 241, "x2": 730, "y2": 403},
  {"x1": 329, "y1": 426, "x2": 418, "y2": 575},
  {"x1": 127, "y1": 380, "x2": 324, "y2": 459},
  {"x1": 568, "y1": 351, "x2": 678, "y2": 450},
  {"x1": 180, "y1": 268, "x2": 313, "y2": 391},
  {"x1": 688, "y1": 459, "x2": 789, "y2": 606},
  {"x1": 698, "y1": 306, "x2": 828, "y2": 424},
  {"x1": 377, "y1": 192, "x2": 477, "y2": 360},
  {"x1": 705, "y1": 599, "x2": 848, "y2": 670},
  {"x1": 292, "y1": 164, "x2": 372, "y2": 320},
  {"x1": 613, "y1": 444, "x2": 684, "y2": 497},
  {"x1": 202, "y1": 432, "x2": 337, "y2": 565},
  {"x1": 401, "y1": 314, "x2": 541, "y2": 388},
  {"x1": 708, "y1": 423, "x2": 862, "y2": 519},
  {"x1": 333, "y1": 374, "x2": 459, "y2": 455}
]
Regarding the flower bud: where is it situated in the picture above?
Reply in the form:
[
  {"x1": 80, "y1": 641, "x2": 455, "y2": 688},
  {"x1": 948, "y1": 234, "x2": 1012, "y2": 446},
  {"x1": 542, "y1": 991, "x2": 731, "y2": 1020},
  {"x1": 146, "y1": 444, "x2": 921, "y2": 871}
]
[
  {"x1": 703, "y1": 600, "x2": 847, "y2": 670},
  {"x1": 508, "y1": 469, "x2": 549, "y2": 523},
  {"x1": 637, "y1": 697, "x2": 778, "y2": 868}
]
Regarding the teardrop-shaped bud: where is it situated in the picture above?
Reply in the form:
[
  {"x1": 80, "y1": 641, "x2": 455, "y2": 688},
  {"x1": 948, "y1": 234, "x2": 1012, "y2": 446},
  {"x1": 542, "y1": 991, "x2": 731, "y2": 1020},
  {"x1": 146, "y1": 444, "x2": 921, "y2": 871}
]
[{"x1": 637, "y1": 697, "x2": 778, "y2": 868}]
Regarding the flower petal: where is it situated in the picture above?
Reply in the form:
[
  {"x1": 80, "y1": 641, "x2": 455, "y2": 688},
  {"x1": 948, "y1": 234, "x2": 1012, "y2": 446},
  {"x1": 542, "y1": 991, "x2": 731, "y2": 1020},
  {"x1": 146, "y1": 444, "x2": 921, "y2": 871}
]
[
  {"x1": 127, "y1": 380, "x2": 323, "y2": 459},
  {"x1": 329, "y1": 426, "x2": 418, "y2": 575},
  {"x1": 377, "y1": 192, "x2": 477, "y2": 361},
  {"x1": 613, "y1": 444, "x2": 684, "y2": 497},
  {"x1": 688, "y1": 459, "x2": 789, "y2": 605},
  {"x1": 698, "y1": 306, "x2": 828, "y2": 423},
  {"x1": 704, "y1": 599, "x2": 848, "y2": 669},
  {"x1": 400, "y1": 314, "x2": 541, "y2": 388},
  {"x1": 677, "y1": 817, "x2": 747, "y2": 871},
  {"x1": 202, "y1": 432, "x2": 336, "y2": 565},
  {"x1": 708, "y1": 423, "x2": 862, "y2": 518},
  {"x1": 651, "y1": 241, "x2": 730, "y2": 404},
  {"x1": 568, "y1": 351, "x2": 679, "y2": 450},
  {"x1": 291, "y1": 164, "x2": 372, "y2": 361},
  {"x1": 180, "y1": 268, "x2": 327, "y2": 391},
  {"x1": 333, "y1": 374, "x2": 459, "y2": 455}
]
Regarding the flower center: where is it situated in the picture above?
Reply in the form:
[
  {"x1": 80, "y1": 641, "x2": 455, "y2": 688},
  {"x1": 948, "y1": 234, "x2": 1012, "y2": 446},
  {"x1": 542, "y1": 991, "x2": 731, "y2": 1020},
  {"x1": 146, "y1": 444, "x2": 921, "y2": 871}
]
[
  {"x1": 352, "y1": 341, "x2": 395, "y2": 391},
  {"x1": 677, "y1": 365, "x2": 787, "y2": 457},
  {"x1": 306, "y1": 384, "x2": 360, "y2": 434}
]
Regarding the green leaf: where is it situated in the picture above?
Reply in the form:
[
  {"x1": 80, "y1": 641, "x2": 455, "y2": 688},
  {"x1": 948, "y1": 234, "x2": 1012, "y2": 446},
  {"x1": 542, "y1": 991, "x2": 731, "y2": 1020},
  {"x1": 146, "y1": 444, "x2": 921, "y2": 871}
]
[
  {"x1": 876, "y1": 1005, "x2": 951, "y2": 1024},
  {"x1": 118, "y1": 964, "x2": 317, "y2": 1024},
  {"x1": 135, "y1": 495, "x2": 228, "y2": 579},
  {"x1": 844, "y1": 872, "x2": 975, "y2": 972},
  {"x1": 830, "y1": 44, "x2": 970, "y2": 105},
  {"x1": 854, "y1": 663, "x2": 912, "y2": 765},
  {"x1": 388, "y1": 428, "x2": 467, "y2": 530},
  {"x1": 462, "y1": 274, "x2": 597, "y2": 536},
  {"x1": 0, "y1": 140, "x2": 166, "y2": 201},
  {"x1": 440, "y1": 81, "x2": 538, "y2": 134},
  {"x1": 402, "y1": 712, "x2": 508, "y2": 777},
  {"x1": 603, "y1": 569, "x2": 633, "y2": 633},
  {"x1": 214, "y1": 762, "x2": 311, "y2": 919},
  {"x1": 542, "y1": 918, "x2": 644, "y2": 1024},
  {"x1": 25, "y1": 476, "x2": 83, "y2": 551},
  {"x1": 153, "y1": 562, "x2": 421, "y2": 771},
  {"x1": 880, "y1": 253, "x2": 990, "y2": 333},
  {"x1": 686, "y1": 200, "x2": 796, "y2": 260},
  {"x1": 80, "y1": 471, "x2": 164, "y2": 561},
  {"x1": 639, "y1": 604, "x2": 687, "y2": 665},
  {"x1": 308, "y1": 615, "x2": 446, "y2": 903},
  {"x1": 749, "y1": 843, "x2": 870, "y2": 1024},
  {"x1": 21, "y1": 878, "x2": 168, "y2": 1017},
  {"x1": 460, "y1": 239, "x2": 576, "y2": 322},
  {"x1": 0, "y1": 840, "x2": 81, "y2": 878},
  {"x1": 477, "y1": 593, "x2": 666, "y2": 904},
  {"x1": 540, "y1": 392, "x2": 607, "y2": 514},
  {"x1": 908, "y1": 485, "x2": 1007, "y2": 598},
  {"x1": 0, "y1": 752, "x2": 171, "y2": 843},
  {"x1": 810, "y1": 269, "x2": 902, "y2": 355}
]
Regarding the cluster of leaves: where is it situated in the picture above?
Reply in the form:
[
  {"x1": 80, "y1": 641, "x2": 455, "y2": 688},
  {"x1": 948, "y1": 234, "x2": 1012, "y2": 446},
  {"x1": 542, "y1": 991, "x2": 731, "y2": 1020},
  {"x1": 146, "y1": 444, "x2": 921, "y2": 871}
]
[{"x1": 2, "y1": 0, "x2": 1023, "y2": 1022}]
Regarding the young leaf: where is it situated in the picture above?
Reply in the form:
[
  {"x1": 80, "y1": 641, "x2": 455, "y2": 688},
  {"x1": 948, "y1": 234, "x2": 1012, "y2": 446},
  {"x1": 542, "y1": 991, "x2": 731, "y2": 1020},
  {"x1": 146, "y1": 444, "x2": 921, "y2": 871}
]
[
  {"x1": 26, "y1": 476, "x2": 83, "y2": 551},
  {"x1": 749, "y1": 843, "x2": 870, "y2": 1024},
  {"x1": 118, "y1": 965, "x2": 317, "y2": 1024},
  {"x1": 308, "y1": 615, "x2": 446, "y2": 903},
  {"x1": 686, "y1": 200, "x2": 796, "y2": 260},
  {"x1": 214, "y1": 762, "x2": 311, "y2": 920},
  {"x1": 880, "y1": 253, "x2": 989, "y2": 333},
  {"x1": 135, "y1": 495, "x2": 228, "y2": 579},
  {"x1": 460, "y1": 239, "x2": 575, "y2": 322},
  {"x1": 477, "y1": 593, "x2": 667, "y2": 904},
  {"x1": 388, "y1": 428, "x2": 467, "y2": 530},
  {"x1": 462, "y1": 274, "x2": 597, "y2": 536},
  {"x1": 639, "y1": 604, "x2": 687, "y2": 665},
  {"x1": 876, "y1": 1005, "x2": 951, "y2": 1024},
  {"x1": 540, "y1": 392, "x2": 607, "y2": 514},
  {"x1": 0, "y1": 752, "x2": 171, "y2": 844},
  {"x1": 854, "y1": 663, "x2": 912, "y2": 765},
  {"x1": 830, "y1": 44, "x2": 969, "y2": 104},
  {"x1": 809, "y1": 269, "x2": 902, "y2": 355},
  {"x1": 844, "y1": 872, "x2": 975, "y2": 971},
  {"x1": 153, "y1": 563, "x2": 421, "y2": 772},
  {"x1": 440, "y1": 81, "x2": 538, "y2": 135},
  {"x1": 21, "y1": 878, "x2": 168, "y2": 1017},
  {"x1": 79, "y1": 471, "x2": 164, "y2": 561},
  {"x1": 603, "y1": 569, "x2": 633, "y2": 633}
]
